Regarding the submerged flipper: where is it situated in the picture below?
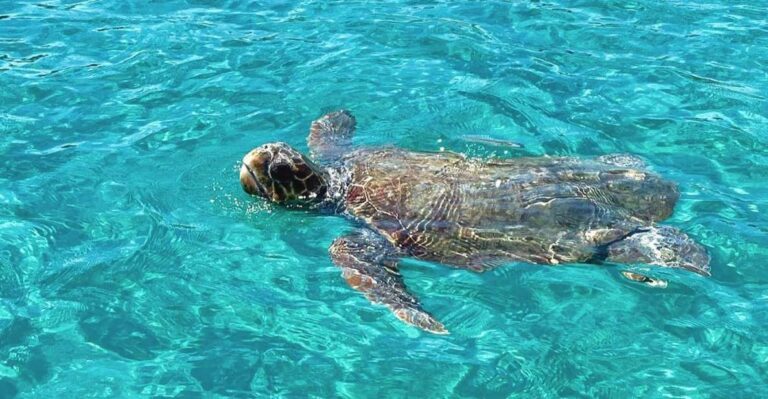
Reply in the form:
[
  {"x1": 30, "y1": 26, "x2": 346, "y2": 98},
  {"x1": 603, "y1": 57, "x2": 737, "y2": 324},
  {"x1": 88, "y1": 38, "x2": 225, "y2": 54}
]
[
  {"x1": 620, "y1": 271, "x2": 669, "y2": 288},
  {"x1": 605, "y1": 226, "x2": 711, "y2": 276},
  {"x1": 595, "y1": 153, "x2": 646, "y2": 169},
  {"x1": 307, "y1": 110, "x2": 356, "y2": 162},
  {"x1": 329, "y1": 230, "x2": 447, "y2": 334}
]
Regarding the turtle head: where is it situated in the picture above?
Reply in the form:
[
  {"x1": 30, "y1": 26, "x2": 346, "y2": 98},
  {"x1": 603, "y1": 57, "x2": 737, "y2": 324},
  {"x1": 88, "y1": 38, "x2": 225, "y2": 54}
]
[{"x1": 240, "y1": 142, "x2": 328, "y2": 204}]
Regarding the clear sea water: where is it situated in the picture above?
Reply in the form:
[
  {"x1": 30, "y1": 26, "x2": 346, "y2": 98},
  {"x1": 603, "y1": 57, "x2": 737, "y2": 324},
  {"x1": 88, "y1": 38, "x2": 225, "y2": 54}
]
[{"x1": 1, "y1": 0, "x2": 767, "y2": 397}]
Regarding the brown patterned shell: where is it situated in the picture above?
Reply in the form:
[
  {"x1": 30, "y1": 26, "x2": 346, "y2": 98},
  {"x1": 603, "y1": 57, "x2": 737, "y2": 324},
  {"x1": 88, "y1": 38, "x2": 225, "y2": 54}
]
[{"x1": 342, "y1": 148, "x2": 678, "y2": 270}]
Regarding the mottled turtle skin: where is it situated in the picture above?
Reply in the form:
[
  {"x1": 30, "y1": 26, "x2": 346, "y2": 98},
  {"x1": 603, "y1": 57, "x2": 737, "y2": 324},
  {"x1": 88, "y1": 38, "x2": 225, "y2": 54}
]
[{"x1": 240, "y1": 110, "x2": 710, "y2": 334}]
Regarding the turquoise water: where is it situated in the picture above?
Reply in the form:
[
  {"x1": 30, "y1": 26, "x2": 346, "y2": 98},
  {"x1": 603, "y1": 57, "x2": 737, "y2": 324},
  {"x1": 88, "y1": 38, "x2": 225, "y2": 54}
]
[{"x1": 2, "y1": 0, "x2": 768, "y2": 397}]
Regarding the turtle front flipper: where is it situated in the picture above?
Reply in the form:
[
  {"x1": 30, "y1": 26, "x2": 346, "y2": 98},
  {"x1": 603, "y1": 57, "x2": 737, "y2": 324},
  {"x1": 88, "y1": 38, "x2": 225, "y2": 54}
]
[
  {"x1": 329, "y1": 231, "x2": 448, "y2": 335},
  {"x1": 307, "y1": 110, "x2": 356, "y2": 162}
]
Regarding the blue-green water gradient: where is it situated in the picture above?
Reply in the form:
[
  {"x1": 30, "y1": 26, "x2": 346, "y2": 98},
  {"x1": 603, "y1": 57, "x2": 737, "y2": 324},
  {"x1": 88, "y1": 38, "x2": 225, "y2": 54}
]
[{"x1": 2, "y1": 0, "x2": 767, "y2": 397}]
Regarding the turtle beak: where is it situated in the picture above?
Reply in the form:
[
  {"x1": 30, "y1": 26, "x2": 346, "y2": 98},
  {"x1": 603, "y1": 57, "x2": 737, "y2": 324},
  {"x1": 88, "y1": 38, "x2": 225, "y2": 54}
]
[
  {"x1": 240, "y1": 161, "x2": 262, "y2": 195},
  {"x1": 240, "y1": 149, "x2": 271, "y2": 197}
]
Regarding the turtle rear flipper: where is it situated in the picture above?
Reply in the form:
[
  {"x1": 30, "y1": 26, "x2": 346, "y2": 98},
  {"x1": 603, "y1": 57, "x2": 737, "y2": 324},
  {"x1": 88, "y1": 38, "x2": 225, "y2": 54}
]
[
  {"x1": 329, "y1": 231, "x2": 448, "y2": 335},
  {"x1": 605, "y1": 226, "x2": 710, "y2": 276},
  {"x1": 308, "y1": 110, "x2": 356, "y2": 162}
]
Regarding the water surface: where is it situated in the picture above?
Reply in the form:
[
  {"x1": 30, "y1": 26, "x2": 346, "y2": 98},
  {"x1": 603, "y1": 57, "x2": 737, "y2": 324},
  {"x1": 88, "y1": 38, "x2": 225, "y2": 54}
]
[{"x1": 1, "y1": 0, "x2": 767, "y2": 397}]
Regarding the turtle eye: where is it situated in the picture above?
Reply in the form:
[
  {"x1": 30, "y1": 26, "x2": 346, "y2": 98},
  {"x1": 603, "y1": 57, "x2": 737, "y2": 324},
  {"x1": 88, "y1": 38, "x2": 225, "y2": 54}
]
[{"x1": 270, "y1": 162, "x2": 294, "y2": 182}]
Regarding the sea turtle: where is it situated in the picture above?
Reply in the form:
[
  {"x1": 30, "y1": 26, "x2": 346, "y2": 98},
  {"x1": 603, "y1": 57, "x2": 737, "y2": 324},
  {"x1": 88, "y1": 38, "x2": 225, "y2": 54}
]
[{"x1": 239, "y1": 110, "x2": 710, "y2": 334}]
